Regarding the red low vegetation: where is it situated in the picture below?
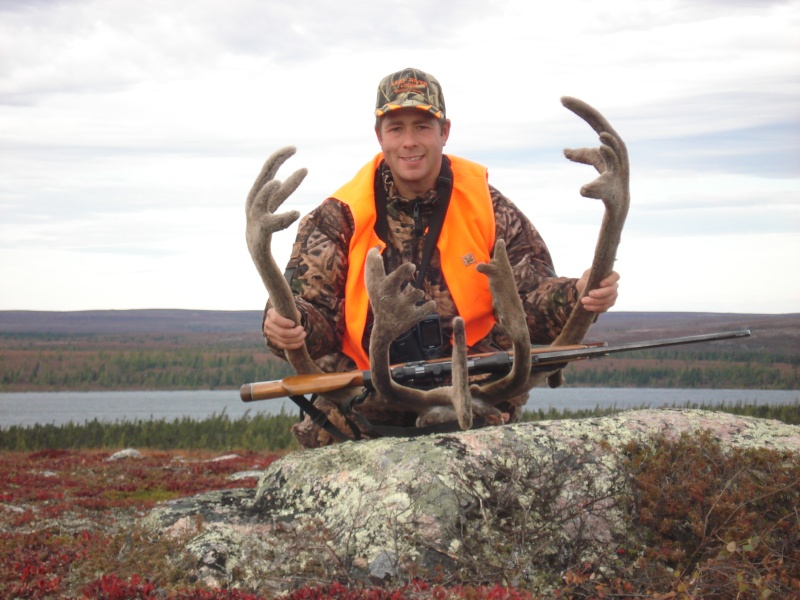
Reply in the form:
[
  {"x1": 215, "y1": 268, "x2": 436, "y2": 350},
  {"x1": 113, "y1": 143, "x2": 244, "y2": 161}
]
[
  {"x1": 0, "y1": 449, "x2": 278, "y2": 599},
  {"x1": 1, "y1": 449, "x2": 534, "y2": 600},
  {"x1": 2, "y1": 437, "x2": 798, "y2": 599}
]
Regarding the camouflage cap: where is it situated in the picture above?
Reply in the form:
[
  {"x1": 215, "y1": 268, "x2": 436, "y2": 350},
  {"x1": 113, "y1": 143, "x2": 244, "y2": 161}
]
[{"x1": 375, "y1": 67, "x2": 446, "y2": 121}]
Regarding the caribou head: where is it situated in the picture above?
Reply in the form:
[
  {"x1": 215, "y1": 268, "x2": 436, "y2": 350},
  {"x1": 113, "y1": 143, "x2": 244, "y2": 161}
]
[{"x1": 245, "y1": 97, "x2": 629, "y2": 442}]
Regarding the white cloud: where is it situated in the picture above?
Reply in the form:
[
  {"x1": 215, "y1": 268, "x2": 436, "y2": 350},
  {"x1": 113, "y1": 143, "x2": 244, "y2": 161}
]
[{"x1": 0, "y1": 0, "x2": 798, "y2": 313}]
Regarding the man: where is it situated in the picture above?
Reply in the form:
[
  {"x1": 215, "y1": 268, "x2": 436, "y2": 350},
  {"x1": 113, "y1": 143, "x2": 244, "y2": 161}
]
[{"x1": 262, "y1": 67, "x2": 619, "y2": 446}]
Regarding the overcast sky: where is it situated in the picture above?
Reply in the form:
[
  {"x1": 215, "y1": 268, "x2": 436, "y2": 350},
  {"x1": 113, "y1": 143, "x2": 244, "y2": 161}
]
[{"x1": 1, "y1": 0, "x2": 798, "y2": 315}]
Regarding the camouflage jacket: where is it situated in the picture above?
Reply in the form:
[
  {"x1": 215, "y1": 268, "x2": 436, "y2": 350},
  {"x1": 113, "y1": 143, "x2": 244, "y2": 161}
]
[{"x1": 265, "y1": 159, "x2": 580, "y2": 373}]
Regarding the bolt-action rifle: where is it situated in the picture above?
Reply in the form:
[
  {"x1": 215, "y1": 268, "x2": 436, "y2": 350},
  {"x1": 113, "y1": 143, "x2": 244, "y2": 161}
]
[{"x1": 240, "y1": 329, "x2": 751, "y2": 403}]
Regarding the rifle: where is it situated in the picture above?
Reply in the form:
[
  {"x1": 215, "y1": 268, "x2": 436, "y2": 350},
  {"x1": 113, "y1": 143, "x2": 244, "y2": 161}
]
[{"x1": 240, "y1": 329, "x2": 751, "y2": 403}]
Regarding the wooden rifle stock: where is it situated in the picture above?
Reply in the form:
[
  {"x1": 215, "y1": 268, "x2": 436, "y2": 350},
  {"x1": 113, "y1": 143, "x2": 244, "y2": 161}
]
[
  {"x1": 240, "y1": 330, "x2": 751, "y2": 403},
  {"x1": 241, "y1": 371, "x2": 366, "y2": 402}
]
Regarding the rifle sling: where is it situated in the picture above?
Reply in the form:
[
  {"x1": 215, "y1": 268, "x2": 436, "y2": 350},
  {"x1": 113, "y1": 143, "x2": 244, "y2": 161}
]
[{"x1": 289, "y1": 394, "x2": 362, "y2": 443}]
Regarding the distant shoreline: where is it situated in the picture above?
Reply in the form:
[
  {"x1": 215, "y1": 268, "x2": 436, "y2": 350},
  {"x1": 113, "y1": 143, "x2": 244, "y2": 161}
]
[{"x1": 1, "y1": 309, "x2": 797, "y2": 336}]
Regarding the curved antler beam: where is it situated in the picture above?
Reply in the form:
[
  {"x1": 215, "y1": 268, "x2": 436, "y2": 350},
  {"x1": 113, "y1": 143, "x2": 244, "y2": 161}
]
[
  {"x1": 553, "y1": 97, "x2": 630, "y2": 343},
  {"x1": 245, "y1": 146, "x2": 322, "y2": 376}
]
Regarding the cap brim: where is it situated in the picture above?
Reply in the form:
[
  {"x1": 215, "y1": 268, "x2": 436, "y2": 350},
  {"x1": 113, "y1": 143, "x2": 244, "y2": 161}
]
[{"x1": 375, "y1": 103, "x2": 444, "y2": 120}]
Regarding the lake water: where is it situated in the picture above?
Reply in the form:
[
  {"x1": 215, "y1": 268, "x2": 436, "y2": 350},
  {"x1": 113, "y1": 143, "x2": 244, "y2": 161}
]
[{"x1": 1, "y1": 388, "x2": 797, "y2": 428}]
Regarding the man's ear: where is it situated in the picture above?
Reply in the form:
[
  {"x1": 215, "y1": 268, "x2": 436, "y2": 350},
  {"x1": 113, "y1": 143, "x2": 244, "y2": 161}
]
[
  {"x1": 374, "y1": 124, "x2": 383, "y2": 143},
  {"x1": 441, "y1": 119, "x2": 451, "y2": 144}
]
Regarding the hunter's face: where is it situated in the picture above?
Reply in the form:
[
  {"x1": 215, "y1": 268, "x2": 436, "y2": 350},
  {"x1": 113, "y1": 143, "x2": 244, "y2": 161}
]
[{"x1": 376, "y1": 108, "x2": 450, "y2": 199}]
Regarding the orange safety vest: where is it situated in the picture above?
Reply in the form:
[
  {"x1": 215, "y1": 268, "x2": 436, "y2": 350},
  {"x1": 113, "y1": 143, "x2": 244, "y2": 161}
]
[{"x1": 334, "y1": 153, "x2": 497, "y2": 369}]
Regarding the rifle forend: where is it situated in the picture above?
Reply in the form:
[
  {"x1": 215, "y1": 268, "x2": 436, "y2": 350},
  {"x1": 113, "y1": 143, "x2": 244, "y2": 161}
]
[{"x1": 240, "y1": 329, "x2": 751, "y2": 403}]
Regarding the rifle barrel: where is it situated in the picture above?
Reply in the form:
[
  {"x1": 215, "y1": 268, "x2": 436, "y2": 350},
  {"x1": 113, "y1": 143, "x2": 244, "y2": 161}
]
[{"x1": 530, "y1": 329, "x2": 751, "y2": 365}]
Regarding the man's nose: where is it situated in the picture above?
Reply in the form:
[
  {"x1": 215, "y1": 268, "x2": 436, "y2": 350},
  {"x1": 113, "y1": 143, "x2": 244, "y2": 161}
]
[{"x1": 400, "y1": 129, "x2": 417, "y2": 146}]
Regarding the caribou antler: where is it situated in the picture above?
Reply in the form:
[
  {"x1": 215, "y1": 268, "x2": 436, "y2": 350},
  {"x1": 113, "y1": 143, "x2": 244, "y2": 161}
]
[
  {"x1": 555, "y1": 96, "x2": 630, "y2": 342},
  {"x1": 363, "y1": 248, "x2": 478, "y2": 430},
  {"x1": 457, "y1": 97, "x2": 630, "y2": 403},
  {"x1": 458, "y1": 98, "x2": 629, "y2": 403},
  {"x1": 540, "y1": 96, "x2": 630, "y2": 388},
  {"x1": 245, "y1": 146, "x2": 322, "y2": 377}
]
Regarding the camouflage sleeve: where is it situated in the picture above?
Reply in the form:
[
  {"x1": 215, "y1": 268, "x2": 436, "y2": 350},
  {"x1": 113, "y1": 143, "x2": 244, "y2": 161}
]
[
  {"x1": 264, "y1": 197, "x2": 354, "y2": 360},
  {"x1": 490, "y1": 186, "x2": 580, "y2": 344}
]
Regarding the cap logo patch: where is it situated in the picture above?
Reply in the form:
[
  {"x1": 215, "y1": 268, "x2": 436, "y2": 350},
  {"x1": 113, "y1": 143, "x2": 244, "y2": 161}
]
[{"x1": 392, "y1": 77, "x2": 428, "y2": 95}]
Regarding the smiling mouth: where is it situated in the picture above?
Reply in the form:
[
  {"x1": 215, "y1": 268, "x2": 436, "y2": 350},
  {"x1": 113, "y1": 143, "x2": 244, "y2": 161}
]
[{"x1": 401, "y1": 155, "x2": 423, "y2": 163}]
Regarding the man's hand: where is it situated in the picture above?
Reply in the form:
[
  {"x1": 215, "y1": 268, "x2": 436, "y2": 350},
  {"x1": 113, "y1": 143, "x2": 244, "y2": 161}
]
[
  {"x1": 576, "y1": 270, "x2": 619, "y2": 313},
  {"x1": 263, "y1": 308, "x2": 307, "y2": 350}
]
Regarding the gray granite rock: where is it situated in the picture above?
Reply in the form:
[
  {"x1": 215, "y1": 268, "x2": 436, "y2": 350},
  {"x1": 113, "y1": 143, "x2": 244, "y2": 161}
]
[{"x1": 141, "y1": 409, "x2": 800, "y2": 591}]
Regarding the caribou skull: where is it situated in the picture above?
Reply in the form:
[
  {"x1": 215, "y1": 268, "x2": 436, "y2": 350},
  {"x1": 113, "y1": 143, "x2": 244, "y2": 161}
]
[{"x1": 245, "y1": 96, "x2": 629, "y2": 440}]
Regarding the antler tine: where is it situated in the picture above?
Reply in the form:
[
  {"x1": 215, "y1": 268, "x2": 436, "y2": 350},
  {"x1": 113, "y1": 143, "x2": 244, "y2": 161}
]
[
  {"x1": 245, "y1": 146, "x2": 321, "y2": 376},
  {"x1": 470, "y1": 239, "x2": 534, "y2": 402},
  {"x1": 561, "y1": 97, "x2": 624, "y2": 141},
  {"x1": 246, "y1": 146, "x2": 300, "y2": 207},
  {"x1": 448, "y1": 317, "x2": 472, "y2": 429}
]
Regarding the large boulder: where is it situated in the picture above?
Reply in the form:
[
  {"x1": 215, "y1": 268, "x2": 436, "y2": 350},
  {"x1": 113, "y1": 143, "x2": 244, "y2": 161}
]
[{"x1": 141, "y1": 409, "x2": 800, "y2": 591}]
